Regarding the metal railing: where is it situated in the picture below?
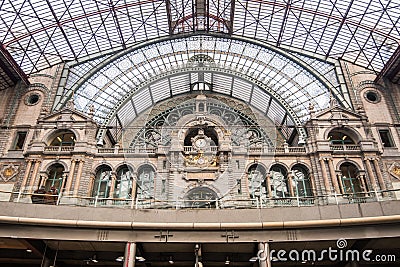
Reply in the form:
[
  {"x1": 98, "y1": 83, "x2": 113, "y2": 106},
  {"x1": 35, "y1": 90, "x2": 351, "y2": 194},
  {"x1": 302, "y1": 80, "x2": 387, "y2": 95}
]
[{"x1": 5, "y1": 188, "x2": 398, "y2": 210}]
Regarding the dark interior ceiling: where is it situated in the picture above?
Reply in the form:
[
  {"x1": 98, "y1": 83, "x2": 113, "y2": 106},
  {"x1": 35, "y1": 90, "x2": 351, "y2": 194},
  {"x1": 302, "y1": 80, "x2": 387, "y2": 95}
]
[{"x1": 1, "y1": 237, "x2": 399, "y2": 267}]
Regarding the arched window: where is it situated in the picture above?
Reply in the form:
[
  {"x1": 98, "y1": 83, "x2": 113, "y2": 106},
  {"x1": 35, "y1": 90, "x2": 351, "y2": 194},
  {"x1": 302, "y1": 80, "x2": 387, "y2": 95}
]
[
  {"x1": 114, "y1": 165, "x2": 133, "y2": 199},
  {"x1": 270, "y1": 164, "x2": 289, "y2": 198},
  {"x1": 328, "y1": 130, "x2": 355, "y2": 145},
  {"x1": 92, "y1": 165, "x2": 112, "y2": 198},
  {"x1": 184, "y1": 187, "x2": 218, "y2": 208},
  {"x1": 136, "y1": 165, "x2": 155, "y2": 200},
  {"x1": 340, "y1": 163, "x2": 363, "y2": 195},
  {"x1": 50, "y1": 131, "x2": 76, "y2": 146},
  {"x1": 198, "y1": 102, "x2": 205, "y2": 112},
  {"x1": 45, "y1": 164, "x2": 64, "y2": 192},
  {"x1": 291, "y1": 165, "x2": 313, "y2": 197},
  {"x1": 247, "y1": 164, "x2": 266, "y2": 199}
]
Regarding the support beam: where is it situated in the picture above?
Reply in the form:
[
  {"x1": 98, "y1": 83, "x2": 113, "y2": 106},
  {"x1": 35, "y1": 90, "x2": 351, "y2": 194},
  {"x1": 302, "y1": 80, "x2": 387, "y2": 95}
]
[{"x1": 124, "y1": 242, "x2": 136, "y2": 267}]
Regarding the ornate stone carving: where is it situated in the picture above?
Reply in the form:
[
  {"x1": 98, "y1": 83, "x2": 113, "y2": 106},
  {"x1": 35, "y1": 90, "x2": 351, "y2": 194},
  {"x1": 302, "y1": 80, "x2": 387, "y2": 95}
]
[{"x1": 0, "y1": 163, "x2": 20, "y2": 182}]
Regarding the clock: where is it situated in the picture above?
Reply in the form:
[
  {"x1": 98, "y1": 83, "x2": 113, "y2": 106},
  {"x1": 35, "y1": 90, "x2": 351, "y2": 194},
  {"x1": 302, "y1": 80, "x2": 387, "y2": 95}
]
[{"x1": 195, "y1": 138, "x2": 207, "y2": 148}]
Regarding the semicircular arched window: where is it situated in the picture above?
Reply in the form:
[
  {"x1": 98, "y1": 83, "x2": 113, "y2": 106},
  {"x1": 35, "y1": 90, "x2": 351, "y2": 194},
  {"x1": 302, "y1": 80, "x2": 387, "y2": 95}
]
[
  {"x1": 92, "y1": 165, "x2": 112, "y2": 198},
  {"x1": 45, "y1": 164, "x2": 65, "y2": 192},
  {"x1": 328, "y1": 130, "x2": 355, "y2": 145},
  {"x1": 184, "y1": 187, "x2": 218, "y2": 208},
  {"x1": 270, "y1": 164, "x2": 289, "y2": 198},
  {"x1": 136, "y1": 165, "x2": 155, "y2": 200},
  {"x1": 291, "y1": 164, "x2": 313, "y2": 197},
  {"x1": 340, "y1": 163, "x2": 365, "y2": 195},
  {"x1": 114, "y1": 165, "x2": 133, "y2": 199},
  {"x1": 247, "y1": 164, "x2": 267, "y2": 199},
  {"x1": 50, "y1": 131, "x2": 76, "y2": 147}
]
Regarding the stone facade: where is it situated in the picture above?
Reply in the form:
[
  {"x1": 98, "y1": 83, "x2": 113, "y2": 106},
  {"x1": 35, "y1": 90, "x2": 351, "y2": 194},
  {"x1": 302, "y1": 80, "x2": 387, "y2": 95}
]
[{"x1": 0, "y1": 61, "x2": 399, "y2": 210}]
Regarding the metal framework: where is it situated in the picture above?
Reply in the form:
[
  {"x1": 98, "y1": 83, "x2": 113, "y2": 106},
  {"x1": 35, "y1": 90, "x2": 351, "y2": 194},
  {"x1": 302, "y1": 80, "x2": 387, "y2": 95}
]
[
  {"x1": 1, "y1": 0, "x2": 399, "y2": 74},
  {"x1": 54, "y1": 35, "x2": 349, "y2": 134}
]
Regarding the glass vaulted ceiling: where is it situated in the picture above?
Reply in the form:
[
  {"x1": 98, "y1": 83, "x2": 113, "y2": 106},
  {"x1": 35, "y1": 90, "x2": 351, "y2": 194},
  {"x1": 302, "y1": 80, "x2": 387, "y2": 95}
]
[
  {"x1": 58, "y1": 35, "x2": 350, "y2": 130},
  {"x1": 0, "y1": 0, "x2": 399, "y2": 74}
]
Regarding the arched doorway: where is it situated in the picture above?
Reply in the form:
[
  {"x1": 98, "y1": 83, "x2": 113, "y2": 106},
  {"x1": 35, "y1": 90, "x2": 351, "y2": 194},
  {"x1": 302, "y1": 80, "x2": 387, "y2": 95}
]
[{"x1": 184, "y1": 187, "x2": 218, "y2": 208}]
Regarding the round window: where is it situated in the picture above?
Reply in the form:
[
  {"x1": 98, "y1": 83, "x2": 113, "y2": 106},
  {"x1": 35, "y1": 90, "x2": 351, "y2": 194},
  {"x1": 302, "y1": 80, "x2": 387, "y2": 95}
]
[
  {"x1": 364, "y1": 90, "x2": 380, "y2": 103},
  {"x1": 26, "y1": 93, "x2": 40, "y2": 105}
]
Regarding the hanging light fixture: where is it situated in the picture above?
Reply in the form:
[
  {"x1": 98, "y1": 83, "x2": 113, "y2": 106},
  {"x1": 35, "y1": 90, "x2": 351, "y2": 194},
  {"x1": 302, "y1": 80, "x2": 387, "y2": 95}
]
[
  {"x1": 115, "y1": 256, "x2": 124, "y2": 262},
  {"x1": 168, "y1": 256, "x2": 174, "y2": 264},
  {"x1": 225, "y1": 256, "x2": 230, "y2": 265},
  {"x1": 91, "y1": 254, "x2": 98, "y2": 263},
  {"x1": 135, "y1": 256, "x2": 146, "y2": 262}
]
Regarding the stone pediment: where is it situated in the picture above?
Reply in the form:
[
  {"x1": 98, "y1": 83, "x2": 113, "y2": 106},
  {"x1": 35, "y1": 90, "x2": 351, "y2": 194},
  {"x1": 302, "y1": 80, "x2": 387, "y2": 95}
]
[
  {"x1": 313, "y1": 105, "x2": 363, "y2": 121},
  {"x1": 39, "y1": 106, "x2": 96, "y2": 124}
]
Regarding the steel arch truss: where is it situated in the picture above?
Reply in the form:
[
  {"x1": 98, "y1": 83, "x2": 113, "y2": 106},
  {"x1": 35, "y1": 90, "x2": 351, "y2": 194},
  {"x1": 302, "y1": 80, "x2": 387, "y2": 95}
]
[
  {"x1": 0, "y1": 0, "x2": 399, "y2": 74},
  {"x1": 55, "y1": 34, "x2": 350, "y2": 129}
]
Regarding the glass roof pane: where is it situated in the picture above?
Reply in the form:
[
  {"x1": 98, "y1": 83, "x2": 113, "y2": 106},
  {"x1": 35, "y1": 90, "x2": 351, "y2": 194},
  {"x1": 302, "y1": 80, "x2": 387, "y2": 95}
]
[
  {"x1": 0, "y1": 0, "x2": 398, "y2": 75},
  {"x1": 62, "y1": 35, "x2": 350, "y2": 125}
]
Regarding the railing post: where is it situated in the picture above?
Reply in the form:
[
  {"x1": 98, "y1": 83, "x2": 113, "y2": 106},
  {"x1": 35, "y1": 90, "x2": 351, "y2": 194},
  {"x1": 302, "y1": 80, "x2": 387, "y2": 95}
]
[
  {"x1": 56, "y1": 191, "x2": 62, "y2": 205},
  {"x1": 375, "y1": 188, "x2": 380, "y2": 201},
  {"x1": 130, "y1": 197, "x2": 134, "y2": 209},
  {"x1": 296, "y1": 195, "x2": 300, "y2": 207},
  {"x1": 334, "y1": 191, "x2": 339, "y2": 205},
  {"x1": 94, "y1": 195, "x2": 98, "y2": 207},
  {"x1": 17, "y1": 190, "x2": 22, "y2": 203}
]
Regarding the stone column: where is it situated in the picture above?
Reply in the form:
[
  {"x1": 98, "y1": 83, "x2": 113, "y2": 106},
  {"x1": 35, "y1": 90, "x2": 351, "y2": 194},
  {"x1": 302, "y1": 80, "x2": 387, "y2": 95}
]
[
  {"x1": 109, "y1": 172, "x2": 117, "y2": 199},
  {"x1": 131, "y1": 172, "x2": 137, "y2": 202},
  {"x1": 28, "y1": 160, "x2": 41, "y2": 193},
  {"x1": 73, "y1": 159, "x2": 85, "y2": 196},
  {"x1": 258, "y1": 242, "x2": 270, "y2": 267},
  {"x1": 124, "y1": 242, "x2": 136, "y2": 267},
  {"x1": 373, "y1": 159, "x2": 387, "y2": 192},
  {"x1": 319, "y1": 158, "x2": 331, "y2": 194},
  {"x1": 20, "y1": 159, "x2": 33, "y2": 192},
  {"x1": 38, "y1": 174, "x2": 48, "y2": 188},
  {"x1": 327, "y1": 159, "x2": 340, "y2": 193},
  {"x1": 88, "y1": 173, "x2": 96, "y2": 196},
  {"x1": 265, "y1": 174, "x2": 272, "y2": 198},
  {"x1": 65, "y1": 159, "x2": 76, "y2": 194},
  {"x1": 359, "y1": 174, "x2": 367, "y2": 193},
  {"x1": 336, "y1": 173, "x2": 344, "y2": 194},
  {"x1": 287, "y1": 173, "x2": 295, "y2": 197},
  {"x1": 364, "y1": 158, "x2": 377, "y2": 190},
  {"x1": 309, "y1": 173, "x2": 317, "y2": 196}
]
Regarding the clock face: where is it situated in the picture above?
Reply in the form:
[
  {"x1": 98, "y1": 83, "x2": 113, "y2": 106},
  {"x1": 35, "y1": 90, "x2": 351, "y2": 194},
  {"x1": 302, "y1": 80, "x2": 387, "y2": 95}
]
[{"x1": 195, "y1": 138, "x2": 206, "y2": 148}]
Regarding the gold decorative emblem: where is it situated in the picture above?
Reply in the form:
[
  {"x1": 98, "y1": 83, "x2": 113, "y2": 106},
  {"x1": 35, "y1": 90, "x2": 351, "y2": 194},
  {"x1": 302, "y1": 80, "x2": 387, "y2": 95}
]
[
  {"x1": 0, "y1": 164, "x2": 19, "y2": 182},
  {"x1": 184, "y1": 152, "x2": 217, "y2": 167},
  {"x1": 389, "y1": 163, "x2": 400, "y2": 180}
]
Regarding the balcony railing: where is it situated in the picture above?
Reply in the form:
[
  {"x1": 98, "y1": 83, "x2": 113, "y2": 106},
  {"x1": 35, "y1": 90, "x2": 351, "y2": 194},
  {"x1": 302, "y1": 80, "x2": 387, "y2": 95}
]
[
  {"x1": 183, "y1": 146, "x2": 218, "y2": 153},
  {"x1": 8, "y1": 188, "x2": 397, "y2": 210},
  {"x1": 44, "y1": 146, "x2": 74, "y2": 152},
  {"x1": 330, "y1": 144, "x2": 360, "y2": 151}
]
